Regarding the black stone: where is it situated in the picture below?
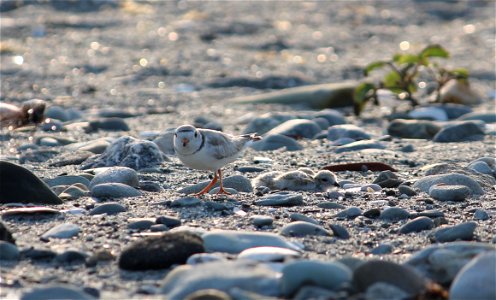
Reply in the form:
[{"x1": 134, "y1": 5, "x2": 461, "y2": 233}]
[{"x1": 0, "y1": 221, "x2": 15, "y2": 244}]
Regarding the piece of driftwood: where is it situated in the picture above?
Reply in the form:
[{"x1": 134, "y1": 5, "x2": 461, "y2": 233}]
[
  {"x1": 323, "y1": 162, "x2": 397, "y2": 172},
  {"x1": 231, "y1": 82, "x2": 357, "y2": 109}
]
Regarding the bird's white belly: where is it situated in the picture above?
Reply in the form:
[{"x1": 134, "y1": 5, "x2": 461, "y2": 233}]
[{"x1": 177, "y1": 150, "x2": 237, "y2": 171}]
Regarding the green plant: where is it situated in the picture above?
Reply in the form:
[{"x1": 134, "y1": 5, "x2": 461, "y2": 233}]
[{"x1": 353, "y1": 44, "x2": 469, "y2": 115}]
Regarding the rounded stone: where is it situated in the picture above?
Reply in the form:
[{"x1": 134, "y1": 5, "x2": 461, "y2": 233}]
[
  {"x1": 250, "y1": 134, "x2": 303, "y2": 151},
  {"x1": 379, "y1": 207, "x2": 410, "y2": 221},
  {"x1": 250, "y1": 215, "x2": 273, "y2": 227},
  {"x1": 336, "y1": 207, "x2": 362, "y2": 219},
  {"x1": 265, "y1": 119, "x2": 322, "y2": 139},
  {"x1": 327, "y1": 124, "x2": 370, "y2": 141},
  {"x1": 0, "y1": 241, "x2": 20, "y2": 260},
  {"x1": 42, "y1": 223, "x2": 80, "y2": 239},
  {"x1": 280, "y1": 221, "x2": 331, "y2": 237},
  {"x1": 21, "y1": 285, "x2": 96, "y2": 300},
  {"x1": 89, "y1": 202, "x2": 127, "y2": 215},
  {"x1": 89, "y1": 167, "x2": 139, "y2": 189},
  {"x1": 429, "y1": 184, "x2": 471, "y2": 201},
  {"x1": 450, "y1": 251, "x2": 496, "y2": 300},
  {"x1": 430, "y1": 222, "x2": 477, "y2": 243},
  {"x1": 399, "y1": 217, "x2": 434, "y2": 234},
  {"x1": 91, "y1": 183, "x2": 142, "y2": 199}
]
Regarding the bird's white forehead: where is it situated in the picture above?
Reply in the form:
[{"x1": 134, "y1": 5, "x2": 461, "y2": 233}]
[{"x1": 175, "y1": 125, "x2": 196, "y2": 133}]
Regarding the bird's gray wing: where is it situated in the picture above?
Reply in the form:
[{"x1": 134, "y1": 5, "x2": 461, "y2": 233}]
[{"x1": 204, "y1": 131, "x2": 246, "y2": 160}]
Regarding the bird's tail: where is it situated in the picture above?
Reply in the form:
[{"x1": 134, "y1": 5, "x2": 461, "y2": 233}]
[{"x1": 241, "y1": 133, "x2": 262, "y2": 141}]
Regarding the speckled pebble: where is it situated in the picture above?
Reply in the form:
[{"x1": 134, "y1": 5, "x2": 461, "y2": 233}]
[
  {"x1": 473, "y1": 209, "x2": 489, "y2": 220},
  {"x1": 430, "y1": 221, "x2": 477, "y2": 243},
  {"x1": 336, "y1": 207, "x2": 362, "y2": 219},
  {"x1": 280, "y1": 221, "x2": 331, "y2": 237},
  {"x1": 429, "y1": 184, "x2": 471, "y2": 201},
  {"x1": 379, "y1": 207, "x2": 410, "y2": 221},
  {"x1": 89, "y1": 202, "x2": 127, "y2": 215},
  {"x1": 250, "y1": 215, "x2": 274, "y2": 227}
]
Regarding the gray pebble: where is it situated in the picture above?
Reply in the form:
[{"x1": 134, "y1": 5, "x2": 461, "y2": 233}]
[
  {"x1": 335, "y1": 140, "x2": 385, "y2": 153},
  {"x1": 387, "y1": 119, "x2": 441, "y2": 139},
  {"x1": 265, "y1": 119, "x2": 321, "y2": 139},
  {"x1": 238, "y1": 246, "x2": 301, "y2": 262},
  {"x1": 87, "y1": 117, "x2": 129, "y2": 132},
  {"x1": 128, "y1": 218, "x2": 155, "y2": 230},
  {"x1": 89, "y1": 166, "x2": 139, "y2": 189},
  {"x1": 280, "y1": 221, "x2": 331, "y2": 237},
  {"x1": 21, "y1": 285, "x2": 96, "y2": 300},
  {"x1": 433, "y1": 121, "x2": 485, "y2": 142},
  {"x1": 89, "y1": 202, "x2": 127, "y2": 215},
  {"x1": 336, "y1": 207, "x2": 362, "y2": 219},
  {"x1": 318, "y1": 201, "x2": 345, "y2": 209},
  {"x1": 473, "y1": 209, "x2": 489, "y2": 220},
  {"x1": 373, "y1": 171, "x2": 402, "y2": 188},
  {"x1": 457, "y1": 111, "x2": 496, "y2": 123},
  {"x1": 313, "y1": 109, "x2": 346, "y2": 126},
  {"x1": 413, "y1": 209, "x2": 445, "y2": 218},
  {"x1": 450, "y1": 251, "x2": 496, "y2": 300},
  {"x1": 327, "y1": 124, "x2": 370, "y2": 141},
  {"x1": 467, "y1": 160, "x2": 493, "y2": 175},
  {"x1": 46, "y1": 175, "x2": 91, "y2": 188},
  {"x1": 41, "y1": 119, "x2": 64, "y2": 132},
  {"x1": 379, "y1": 207, "x2": 410, "y2": 221},
  {"x1": 251, "y1": 134, "x2": 303, "y2": 151},
  {"x1": 178, "y1": 175, "x2": 253, "y2": 194},
  {"x1": 156, "y1": 215, "x2": 181, "y2": 228},
  {"x1": 20, "y1": 248, "x2": 57, "y2": 261},
  {"x1": 289, "y1": 213, "x2": 319, "y2": 225},
  {"x1": 250, "y1": 215, "x2": 274, "y2": 227},
  {"x1": 41, "y1": 223, "x2": 80, "y2": 239},
  {"x1": 150, "y1": 224, "x2": 169, "y2": 232},
  {"x1": 139, "y1": 181, "x2": 162, "y2": 192},
  {"x1": 413, "y1": 172, "x2": 484, "y2": 195},
  {"x1": 329, "y1": 224, "x2": 350, "y2": 239},
  {"x1": 365, "y1": 282, "x2": 409, "y2": 300},
  {"x1": 39, "y1": 137, "x2": 60, "y2": 147},
  {"x1": 254, "y1": 193, "x2": 303, "y2": 207},
  {"x1": 236, "y1": 166, "x2": 266, "y2": 173},
  {"x1": 55, "y1": 250, "x2": 88, "y2": 265},
  {"x1": 399, "y1": 217, "x2": 434, "y2": 234},
  {"x1": 363, "y1": 208, "x2": 381, "y2": 219},
  {"x1": 45, "y1": 105, "x2": 70, "y2": 121},
  {"x1": 400, "y1": 144, "x2": 415, "y2": 152},
  {"x1": 429, "y1": 184, "x2": 471, "y2": 201},
  {"x1": 430, "y1": 221, "x2": 477, "y2": 243},
  {"x1": 171, "y1": 197, "x2": 201, "y2": 207},
  {"x1": 0, "y1": 241, "x2": 20, "y2": 260},
  {"x1": 398, "y1": 185, "x2": 417, "y2": 196},
  {"x1": 91, "y1": 183, "x2": 142, "y2": 199},
  {"x1": 371, "y1": 243, "x2": 394, "y2": 255}
]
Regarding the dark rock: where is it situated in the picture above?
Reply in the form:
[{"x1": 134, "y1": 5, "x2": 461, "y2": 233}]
[
  {"x1": 87, "y1": 117, "x2": 130, "y2": 132},
  {"x1": 0, "y1": 161, "x2": 62, "y2": 205},
  {"x1": 379, "y1": 207, "x2": 410, "y2": 221},
  {"x1": 254, "y1": 193, "x2": 303, "y2": 207},
  {"x1": 251, "y1": 215, "x2": 274, "y2": 227},
  {"x1": 0, "y1": 241, "x2": 20, "y2": 260},
  {"x1": 289, "y1": 213, "x2": 319, "y2": 225},
  {"x1": 21, "y1": 248, "x2": 57, "y2": 261},
  {"x1": 329, "y1": 224, "x2": 350, "y2": 239},
  {"x1": 387, "y1": 119, "x2": 441, "y2": 139},
  {"x1": 433, "y1": 121, "x2": 485, "y2": 142},
  {"x1": 118, "y1": 232, "x2": 204, "y2": 270},
  {"x1": 251, "y1": 134, "x2": 303, "y2": 151},
  {"x1": 89, "y1": 202, "x2": 127, "y2": 215},
  {"x1": 317, "y1": 201, "x2": 345, "y2": 209},
  {"x1": 156, "y1": 215, "x2": 181, "y2": 228},
  {"x1": 0, "y1": 221, "x2": 15, "y2": 244},
  {"x1": 171, "y1": 197, "x2": 202, "y2": 207},
  {"x1": 336, "y1": 207, "x2": 362, "y2": 219},
  {"x1": 21, "y1": 285, "x2": 96, "y2": 300},
  {"x1": 373, "y1": 170, "x2": 402, "y2": 188},
  {"x1": 430, "y1": 222, "x2": 477, "y2": 242},
  {"x1": 280, "y1": 221, "x2": 331, "y2": 237},
  {"x1": 128, "y1": 218, "x2": 155, "y2": 230},
  {"x1": 55, "y1": 250, "x2": 88, "y2": 265},
  {"x1": 457, "y1": 111, "x2": 496, "y2": 123},
  {"x1": 363, "y1": 208, "x2": 381, "y2": 219},
  {"x1": 399, "y1": 217, "x2": 434, "y2": 234},
  {"x1": 371, "y1": 243, "x2": 393, "y2": 255},
  {"x1": 398, "y1": 185, "x2": 417, "y2": 196}
]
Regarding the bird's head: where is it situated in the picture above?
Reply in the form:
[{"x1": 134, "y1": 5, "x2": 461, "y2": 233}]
[
  {"x1": 314, "y1": 170, "x2": 339, "y2": 191},
  {"x1": 174, "y1": 125, "x2": 203, "y2": 155}
]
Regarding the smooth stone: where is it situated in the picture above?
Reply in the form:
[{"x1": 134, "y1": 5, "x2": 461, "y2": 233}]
[
  {"x1": 178, "y1": 175, "x2": 253, "y2": 194},
  {"x1": 153, "y1": 128, "x2": 176, "y2": 156},
  {"x1": 318, "y1": 201, "x2": 345, "y2": 209},
  {"x1": 408, "y1": 106, "x2": 448, "y2": 121},
  {"x1": 406, "y1": 242, "x2": 495, "y2": 284},
  {"x1": 139, "y1": 181, "x2": 162, "y2": 192},
  {"x1": 467, "y1": 160, "x2": 493, "y2": 175},
  {"x1": 365, "y1": 282, "x2": 409, "y2": 300},
  {"x1": 161, "y1": 261, "x2": 279, "y2": 299},
  {"x1": 413, "y1": 173, "x2": 484, "y2": 195},
  {"x1": 98, "y1": 109, "x2": 136, "y2": 118},
  {"x1": 89, "y1": 202, "x2": 127, "y2": 215},
  {"x1": 202, "y1": 230, "x2": 302, "y2": 254},
  {"x1": 398, "y1": 185, "x2": 417, "y2": 196},
  {"x1": 449, "y1": 251, "x2": 496, "y2": 300},
  {"x1": 0, "y1": 222, "x2": 15, "y2": 244},
  {"x1": 430, "y1": 222, "x2": 477, "y2": 243},
  {"x1": 150, "y1": 224, "x2": 168, "y2": 232},
  {"x1": 250, "y1": 215, "x2": 273, "y2": 227},
  {"x1": 313, "y1": 109, "x2": 346, "y2": 126},
  {"x1": 331, "y1": 137, "x2": 356, "y2": 145},
  {"x1": 235, "y1": 166, "x2": 266, "y2": 173},
  {"x1": 373, "y1": 170, "x2": 402, "y2": 188},
  {"x1": 40, "y1": 118, "x2": 64, "y2": 132},
  {"x1": 387, "y1": 119, "x2": 441, "y2": 139},
  {"x1": 265, "y1": 119, "x2": 321, "y2": 139},
  {"x1": 371, "y1": 243, "x2": 393, "y2": 255},
  {"x1": 81, "y1": 136, "x2": 164, "y2": 170},
  {"x1": 60, "y1": 185, "x2": 88, "y2": 200},
  {"x1": 361, "y1": 184, "x2": 382, "y2": 192},
  {"x1": 293, "y1": 286, "x2": 338, "y2": 300},
  {"x1": 119, "y1": 232, "x2": 204, "y2": 270},
  {"x1": 457, "y1": 112, "x2": 496, "y2": 123},
  {"x1": 379, "y1": 207, "x2": 410, "y2": 221},
  {"x1": 20, "y1": 247, "x2": 57, "y2": 261},
  {"x1": 87, "y1": 117, "x2": 130, "y2": 132},
  {"x1": 238, "y1": 246, "x2": 301, "y2": 262},
  {"x1": 281, "y1": 260, "x2": 352, "y2": 297},
  {"x1": 66, "y1": 138, "x2": 111, "y2": 154},
  {"x1": 0, "y1": 241, "x2": 20, "y2": 260},
  {"x1": 45, "y1": 105, "x2": 70, "y2": 121},
  {"x1": 289, "y1": 213, "x2": 319, "y2": 225},
  {"x1": 156, "y1": 216, "x2": 181, "y2": 228},
  {"x1": 399, "y1": 217, "x2": 434, "y2": 234},
  {"x1": 363, "y1": 208, "x2": 381, "y2": 219},
  {"x1": 473, "y1": 209, "x2": 489, "y2": 220},
  {"x1": 433, "y1": 121, "x2": 485, "y2": 142},
  {"x1": 429, "y1": 184, "x2": 470, "y2": 201},
  {"x1": 91, "y1": 183, "x2": 142, "y2": 199},
  {"x1": 21, "y1": 285, "x2": 96, "y2": 300},
  {"x1": 184, "y1": 289, "x2": 231, "y2": 300},
  {"x1": 171, "y1": 197, "x2": 202, "y2": 207},
  {"x1": 329, "y1": 224, "x2": 350, "y2": 239},
  {"x1": 251, "y1": 134, "x2": 303, "y2": 151},
  {"x1": 400, "y1": 144, "x2": 415, "y2": 152},
  {"x1": 89, "y1": 166, "x2": 139, "y2": 189},
  {"x1": 335, "y1": 140, "x2": 385, "y2": 153},
  {"x1": 55, "y1": 250, "x2": 88, "y2": 264},
  {"x1": 186, "y1": 253, "x2": 227, "y2": 265},
  {"x1": 128, "y1": 218, "x2": 155, "y2": 230},
  {"x1": 312, "y1": 117, "x2": 330, "y2": 130},
  {"x1": 2, "y1": 207, "x2": 60, "y2": 217},
  {"x1": 327, "y1": 124, "x2": 371, "y2": 141},
  {"x1": 208, "y1": 187, "x2": 238, "y2": 195},
  {"x1": 336, "y1": 207, "x2": 362, "y2": 219},
  {"x1": 353, "y1": 260, "x2": 426, "y2": 295},
  {"x1": 0, "y1": 161, "x2": 62, "y2": 205},
  {"x1": 432, "y1": 104, "x2": 472, "y2": 119},
  {"x1": 41, "y1": 223, "x2": 80, "y2": 239},
  {"x1": 243, "y1": 116, "x2": 284, "y2": 136},
  {"x1": 415, "y1": 209, "x2": 445, "y2": 218},
  {"x1": 254, "y1": 193, "x2": 303, "y2": 207},
  {"x1": 38, "y1": 137, "x2": 60, "y2": 147},
  {"x1": 280, "y1": 221, "x2": 331, "y2": 237}
]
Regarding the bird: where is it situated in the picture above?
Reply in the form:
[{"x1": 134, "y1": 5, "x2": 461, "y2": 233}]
[
  {"x1": 252, "y1": 168, "x2": 339, "y2": 192},
  {"x1": 0, "y1": 99, "x2": 46, "y2": 129},
  {"x1": 174, "y1": 124, "x2": 261, "y2": 196}
]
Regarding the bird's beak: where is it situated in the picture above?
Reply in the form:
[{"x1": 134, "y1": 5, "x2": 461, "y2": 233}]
[{"x1": 182, "y1": 138, "x2": 189, "y2": 147}]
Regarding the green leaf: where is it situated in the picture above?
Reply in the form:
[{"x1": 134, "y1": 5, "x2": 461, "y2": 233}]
[
  {"x1": 383, "y1": 71, "x2": 401, "y2": 89},
  {"x1": 420, "y1": 44, "x2": 449, "y2": 59},
  {"x1": 450, "y1": 68, "x2": 469, "y2": 79},
  {"x1": 364, "y1": 61, "x2": 387, "y2": 76},
  {"x1": 393, "y1": 54, "x2": 420, "y2": 65},
  {"x1": 353, "y1": 82, "x2": 375, "y2": 115}
]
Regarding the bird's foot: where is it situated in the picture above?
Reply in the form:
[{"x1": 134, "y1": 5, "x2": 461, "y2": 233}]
[{"x1": 215, "y1": 186, "x2": 231, "y2": 195}]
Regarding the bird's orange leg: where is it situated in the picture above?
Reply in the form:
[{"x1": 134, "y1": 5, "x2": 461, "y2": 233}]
[
  {"x1": 194, "y1": 172, "x2": 218, "y2": 196},
  {"x1": 216, "y1": 169, "x2": 231, "y2": 195}
]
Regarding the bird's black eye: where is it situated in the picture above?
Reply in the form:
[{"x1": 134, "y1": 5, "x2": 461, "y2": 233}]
[{"x1": 194, "y1": 132, "x2": 198, "y2": 138}]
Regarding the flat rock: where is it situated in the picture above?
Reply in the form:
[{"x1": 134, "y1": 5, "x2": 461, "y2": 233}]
[
  {"x1": 89, "y1": 202, "x2": 127, "y2": 215},
  {"x1": 45, "y1": 175, "x2": 91, "y2": 188},
  {"x1": 41, "y1": 223, "x2": 80, "y2": 239},
  {"x1": 336, "y1": 207, "x2": 362, "y2": 219},
  {"x1": 413, "y1": 173, "x2": 484, "y2": 195},
  {"x1": 313, "y1": 109, "x2": 346, "y2": 125},
  {"x1": 327, "y1": 124, "x2": 371, "y2": 141},
  {"x1": 81, "y1": 136, "x2": 164, "y2": 170},
  {"x1": 408, "y1": 106, "x2": 448, "y2": 121},
  {"x1": 335, "y1": 140, "x2": 385, "y2": 153},
  {"x1": 254, "y1": 193, "x2": 303, "y2": 206},
  {"x1": 281, "y1": 260, "x2": 352, "y2": 297},
  {"x1": 250, "y1": 215, "x2": 274, "y2": 227},
  {"x1": 118, "y1": 231, "x2": 204, "y2": 270},
  {"x1": 387, "y1": 119, "x2": 441, "y2": 139},
  {"x1": 373, "y1": 170, "x2": 402, "y2": 188},
  {"x1": 399, "y1": 217, "x2": 434, "y2": 234},
  {"x1": 365, "y1": 282, "x2": 409, "y2": 300},
  {"x1": 329, "y1": 224, "x2": 350, "y2": 239},
  {"x1": 467, "y1": 160, "x2": 493, "y2": 175},
  {"x1": 178, "y1": 175, "x2": 252, "y2": 194},
  {"x1": 251, "y1": 134, "x2": 303, "y2": 151},
  {"x1": 265, "y1": 119, "x2": 321, "y2": 139},
  {"x1": 21, "y1": 285, "x2": 96, "y2": 300},
  {"x1": 433, "y1": 121, "x2": 485, "y2": 142},
  {"x1": 457, "y1": 111, "x2": 496, "y2": 123},
  {"x1": 429, "y1": 184, "x2": 471, "y2": 201},
  {"x1": 430, "y1": 221, "x2": 477, "y2": 243},
  {"x1": 161, "y1": 261, "x2": 280, "y2": 299},
  {"x1": 0, "y1": 221, "x2": 15, "y2": 244},
  {"x1": 91, "y1": 183, "x2": 142, "y2": 199},
  {"x1": 238, "y1": 246, "x2": 301, "y2": 262},
  {"x1": 156, "y1": 215, "x2": 181, "y2": 228},
  {"x1": 2, "y1": 207, "x2": 61, "y2": 217},
  {"x1": 0, "y1": 241, "x2": 20, "y2": 260},
  {"x1": 280, "y1": 221, "x2": 331, "y2": 237},
  {"x1": 289, "y1": 213, "x2": 319, "y2": 225},
  {"x1": 379, "y1": 207, "x2": 410, "y2": 221},
  {"x1": 0, "y1": 161, "x2": 62, "y2": 205},
  {"x1": 87, "y1": 117, "x2": 130, "y2": 132},
  {"x1": 202, "y1": 230, "x2": 302, "y2": 254},
  {"x1": 89, "y1": 166, "x2": 139, "y2": 189},
  {"x1": 65, "y1": 138, "x2": 111, "y2": 154},
  {"x1": 171, "y1": 197, "x2": 202, "y2": 207}
]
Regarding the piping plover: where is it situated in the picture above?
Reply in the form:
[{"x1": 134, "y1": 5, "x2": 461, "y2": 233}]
[
  {"x1": 174, "y1": 124, "x2": 261, "y2": 195},
  {"x1": 253, "y1": 169, "x2": 338, "y2": 192}
]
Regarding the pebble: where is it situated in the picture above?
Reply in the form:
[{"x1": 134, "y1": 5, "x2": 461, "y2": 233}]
[
  {"x1": 408, "y1": 106, "x2": 448, "y2": 121},
  {"x1": 379, "y1": 207, "x2": 410, "y2": 221},
  {"x1": 414, "y1": 209, "x2": 445, "y2": 218},
  {"x1": 45, "y1": 105, "x2": 70, "y2": 121},
  {"x1": 59, "y1": 185, "x2": 88, "y2": 200},
  {"x1": 89, "y1": 202, "x2": 127, "y2": 215},
  {"x1": 312, "y1": 117, "x2": 330, "y2": 130},
  {"x1": 184, "y1": 289, "x2": 231, "y2": 300},
  {"x1": 433, "y1": 103, "x2": 472, "y2": 119},
  {"x1": 41, "y1": 223, "x2": 80, "y2": 240},
  {"x1": 281, "y1": 260, "x2": 352, "y2": 297},
  {"x1": 467, "y1": 160, "x2": 493, "y2": 175},
  {"x1": 473, "y1": 209, "x2": 489, "y2": 220},
  {"x1": 289, "y1": 213, "x2": 319, "y2": 225},
  {"x1": 433, "y1": 121, "x2": 485, "y2": 142},
  {"x1": 119, "y1": 232, "x2": 204, "y2": 270},
  {"x1": 254, "y1": 193, "x2": 303, "y2": 206},
  {"x1": 128, "y1": 218, "x2": 155, "y2": 230},
  {"x1": 55, "y1": 249, "x2": 88, "y2": 265},
  {"x1": 178, "y1": 175, "x2": 253, "y2": 194},
  {"x1": 2, "y1": 207, "x2": 61, "y2": 217},
  {"x1": 0, "y1": 221, "x2": 15, "y2": 244},
  {"x1": 153, "y1": 129, "x2": 176, "y2": 155},
  {"x1": 293, "y1": 286, "x2": 338, "y2": 300},
  {"x1": 265, "y1": 119, "x2": 321, "y2": 139},
  {"x1": 431, "y1": 221, "x2": 477, "y2": 243},
  {"x1": 360, "y1": 184, "x2": 382, "y2": 192},
  {"x1": 66, "y1": 138, "x2": 111, "y2": 154},
  {"x1": 365, "y1": 282, "x2": 409, "y2": 300},
  {"x1": 429, "y1": 184, "x2": 471, "y2": 201},
  {"x1": 98, "y1": 109, "x2": 136, "y2": 118},
  {"x1": 313, "y1": 109, "x2": 346, "y2": 126},
  {"x1": 399, "y1": 217, "x2": 434, "y2": 234},
  {"x1": 20, "y1": 247, "x2": 57, "y2": 261},
  {"x1": 161, "y1": 261, "x2": 279, "y2": 299},
  {"x1": 139, "y1": 181, "x2": 162, "y2": 192},
  {"x1": 45, "y1": 175, "x2": 91, "y2": 188},
  {"x1": 81, "y1": 136, "x2": 164, "y2": 170},
  {"x1": 334, "y1": 140, "x2": 385, "y2": 153},
  {"x1": 387, "y1": 119, "x2": 441, "y2": 139},
  {"x1": 399, "y1": 143, "x2": 415, "y2": 152},
  {"x1": 329, "y1": 224, "x2": 350, "y2": 239},
  {"x1": 150, "y1": 224, "x2": 168, "y2": 232},
  {"x1": 21, "y1": 285, "x2": 96, "y2": 300},
  {"x1": 336, "y1": 207, "x2": 362, "y2": 219},
  {"x1": 280, "y1": 221, "x2": 331, "y2": 237},
  {"x1": 243, "y1": 116, "x2": 284, "y2": 136},
  {"x1": 38, "y1": 137, "x2": 60, "y2": 147},
  {"x1": 413, "y1": 173, "x2": 484, "y2": 195},
  {"x1": 457, "y1": 111, "x2": 496, "y2": 123},
  {"x1": 235, "y1": 166, "x2": 266, "y2": 173},
  {"x1": 41, "y1": 118, "x2": 64, "y2": 132},
  {"x1": 202, "y1": 230, "x2": 302, "y2": 254},
  {"x1": 449, "y1": 251, "x2": 496, "y2": 300},
  {"x1": 238, "y1": 246, "x2": 301, "y2": 262},
  {"x1": 327, "y1": 124, "x2": 370, "y2": 141},
  {"x1": 87, "y1": 117, "x2": 130, "y2": 132},
  {"x1": 398, "y1": 185, "x2": 417, "y2": 196},
  {"x1": 371, "y1": 243, "x2": 393, "y2": 255},
  {"x1": 373, "y1": 170, "x2": 402, "y2": 188},
  {"x1": 250, "y1": 215, "x2": 273, "y2": 227},
  {"x1": 0, "y1": 241, "x2": 20, "y2": 260},
  {"x1": 353, "y1": 260, "x2": 426, "y2": 296},
  {"x1": 156, "y1": 215, "x2": 182, "y2": 228},
  {"x1": 363, "y1": 208, "x2": 381, "y2": 219},
  {"x1": 171, "y1": 197, "x2": 202, "y2": 207},
  {"x1": 406, "y1": 242, "x2": 495, "y2": 284},
  {"x1": 0, "y1": 161, "x2": 62, "y2": 205},
  {"x1": 186, "y1": 253, "x2": 227, "y2": 265},
  {"x1": 91, "y1": 183, "x2": 142, "y2": 199},
  {"x1": 250, "y1": 134, "x2": 303, "y2": 151},
  {"x1": 89, "y1": 166, "x2": 139, "y2": 189},
  {"x1": 317, "y1": 201, "x2": 345, "y2": 209}
]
